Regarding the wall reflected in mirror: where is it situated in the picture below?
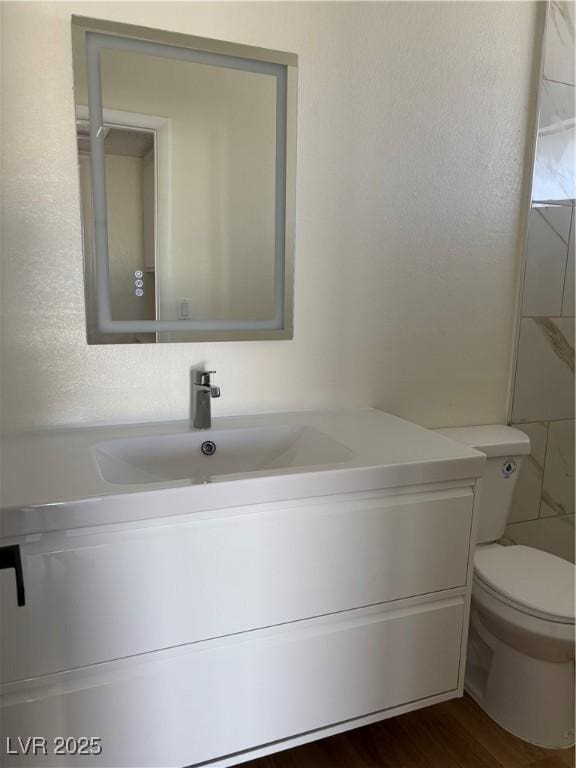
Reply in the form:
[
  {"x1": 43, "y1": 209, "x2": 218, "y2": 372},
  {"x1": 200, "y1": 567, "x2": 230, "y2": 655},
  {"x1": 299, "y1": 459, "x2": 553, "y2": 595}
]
[{"x1": 78, "y1": 121, "x2": 157, "y2": 342}]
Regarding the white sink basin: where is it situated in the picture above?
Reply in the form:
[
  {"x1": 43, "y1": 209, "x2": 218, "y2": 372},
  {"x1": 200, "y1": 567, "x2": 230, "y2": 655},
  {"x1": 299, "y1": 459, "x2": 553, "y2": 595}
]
[
  {"x1": 93, "y1": 425, "x2": 355, "y2": 485},
  {"x1": 0, "y1": 410, "x2": 486, "y2": 537}
]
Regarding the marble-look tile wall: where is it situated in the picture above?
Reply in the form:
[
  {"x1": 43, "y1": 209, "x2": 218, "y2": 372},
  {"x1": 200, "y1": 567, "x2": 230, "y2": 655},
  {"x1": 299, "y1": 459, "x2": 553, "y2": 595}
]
[{"x1": 507, "y1": 1, "x2": 575, "y2": 563}]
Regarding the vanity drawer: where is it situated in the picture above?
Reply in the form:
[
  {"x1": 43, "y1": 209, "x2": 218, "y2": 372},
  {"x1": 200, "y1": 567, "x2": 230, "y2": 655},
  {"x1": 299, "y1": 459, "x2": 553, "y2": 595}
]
[
  {"x1": 0, "y1": 596, "x2": 465, "y2": 767},
  {"x1": 0, "y1": 486, "x2": 473, "y2": 682}
]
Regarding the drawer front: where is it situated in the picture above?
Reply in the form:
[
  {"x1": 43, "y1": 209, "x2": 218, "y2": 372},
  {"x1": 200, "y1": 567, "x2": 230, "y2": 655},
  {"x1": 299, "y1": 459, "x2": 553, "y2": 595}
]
[
  {"x1": 0, "y1": 597, "x2": 465, "y2": 767},
  {"x1": 1, "y1": 487, "x2": 473, "y2": 681}
]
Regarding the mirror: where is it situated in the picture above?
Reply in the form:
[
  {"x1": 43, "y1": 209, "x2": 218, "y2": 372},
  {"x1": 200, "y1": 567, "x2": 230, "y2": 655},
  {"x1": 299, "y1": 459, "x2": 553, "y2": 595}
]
[{"x1": 71, "y1": 17, "x2": 297, "y2": 343}]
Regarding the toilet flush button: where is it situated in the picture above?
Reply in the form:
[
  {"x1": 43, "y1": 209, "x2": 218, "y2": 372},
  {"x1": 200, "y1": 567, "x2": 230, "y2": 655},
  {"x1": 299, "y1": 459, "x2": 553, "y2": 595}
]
[{"x1": 502, "y1": 459, "x2": 517, "y2": 478}]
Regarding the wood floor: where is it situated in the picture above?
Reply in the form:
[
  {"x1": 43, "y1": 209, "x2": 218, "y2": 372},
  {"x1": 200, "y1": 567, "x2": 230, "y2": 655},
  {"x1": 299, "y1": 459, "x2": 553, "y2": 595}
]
[{"x1": 243, "y1": 694, "x2": 575, "y2": 768}]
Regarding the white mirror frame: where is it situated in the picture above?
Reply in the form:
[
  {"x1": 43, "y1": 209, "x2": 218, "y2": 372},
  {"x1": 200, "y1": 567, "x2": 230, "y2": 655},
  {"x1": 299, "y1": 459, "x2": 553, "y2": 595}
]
[{"x1": 72, "y1": 16, "x2": 297, "y2": 342}]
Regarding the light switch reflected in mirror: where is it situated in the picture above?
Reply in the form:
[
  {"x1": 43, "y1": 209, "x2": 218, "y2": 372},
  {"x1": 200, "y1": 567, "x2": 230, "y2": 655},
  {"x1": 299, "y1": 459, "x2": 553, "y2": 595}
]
[{"x1": 72, "y1": 17, "x2": 297, "y2": 344}]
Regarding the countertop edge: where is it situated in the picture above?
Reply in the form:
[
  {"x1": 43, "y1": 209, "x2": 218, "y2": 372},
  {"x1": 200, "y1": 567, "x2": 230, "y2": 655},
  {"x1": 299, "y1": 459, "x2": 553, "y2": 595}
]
[{"x1": 0, "y1": 455, "x2": 485, "y2": 539}]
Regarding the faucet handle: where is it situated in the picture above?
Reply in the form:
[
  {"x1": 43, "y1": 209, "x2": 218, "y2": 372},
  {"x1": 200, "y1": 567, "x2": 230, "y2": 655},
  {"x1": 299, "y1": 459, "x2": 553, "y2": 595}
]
[{"x1": 194, "y1": 369, "x2": 216, "y2": 386}]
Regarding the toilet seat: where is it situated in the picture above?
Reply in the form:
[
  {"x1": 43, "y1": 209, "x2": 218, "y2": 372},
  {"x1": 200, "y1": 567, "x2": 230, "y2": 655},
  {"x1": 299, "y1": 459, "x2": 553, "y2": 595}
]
[{"x1": 474, "y1": 544, "x2": 575, "y2": 625}]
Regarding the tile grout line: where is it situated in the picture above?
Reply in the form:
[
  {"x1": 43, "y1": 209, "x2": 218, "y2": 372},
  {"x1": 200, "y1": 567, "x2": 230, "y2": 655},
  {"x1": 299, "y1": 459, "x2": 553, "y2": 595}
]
[{"x1": 515, "y1": 417, "x2": 575, "y2": 425}]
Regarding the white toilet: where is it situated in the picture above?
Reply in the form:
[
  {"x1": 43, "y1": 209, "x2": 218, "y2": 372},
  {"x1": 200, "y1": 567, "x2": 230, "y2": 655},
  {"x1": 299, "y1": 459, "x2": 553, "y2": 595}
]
[{"x1": 436, "y1": 425, "x2": 575, "y2": 750}]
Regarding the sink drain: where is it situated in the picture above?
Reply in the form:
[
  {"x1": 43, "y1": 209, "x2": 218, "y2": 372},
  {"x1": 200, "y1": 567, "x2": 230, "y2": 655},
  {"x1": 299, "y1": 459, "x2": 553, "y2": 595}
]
[{"x1": 201, "y1": 440, "x2": 216, "y2": 456}]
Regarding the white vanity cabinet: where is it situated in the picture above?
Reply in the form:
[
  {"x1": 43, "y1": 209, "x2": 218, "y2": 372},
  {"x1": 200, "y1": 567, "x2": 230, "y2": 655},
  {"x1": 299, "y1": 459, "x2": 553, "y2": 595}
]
[
  {"x1": 0, "y1": 484, "x2": 477, "y2": 768},
  {"x1": 0, "y1": 410, "x2": 484, "y2": 767},
  {"x1": 1, "y1": 487, "x2": 473, "y2": 682}
]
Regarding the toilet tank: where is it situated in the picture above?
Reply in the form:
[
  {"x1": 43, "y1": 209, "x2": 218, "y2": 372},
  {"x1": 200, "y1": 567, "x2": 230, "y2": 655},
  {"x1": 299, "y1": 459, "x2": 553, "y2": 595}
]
[{"x1": 434, "y1": 426, "x2": 531, "y2": 544}]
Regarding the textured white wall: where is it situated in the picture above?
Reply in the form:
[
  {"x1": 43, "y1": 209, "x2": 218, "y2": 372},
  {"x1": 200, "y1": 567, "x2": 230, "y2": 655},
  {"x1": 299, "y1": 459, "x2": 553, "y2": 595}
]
[{"x1": 1, "y1": 1, "x2": 541, "y2": 431}]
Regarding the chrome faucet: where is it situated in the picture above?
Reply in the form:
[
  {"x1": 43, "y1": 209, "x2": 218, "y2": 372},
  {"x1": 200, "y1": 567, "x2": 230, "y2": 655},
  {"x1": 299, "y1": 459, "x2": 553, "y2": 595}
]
[{"x1": 192, "y1": 370, "x2": 221, "y2": 429}]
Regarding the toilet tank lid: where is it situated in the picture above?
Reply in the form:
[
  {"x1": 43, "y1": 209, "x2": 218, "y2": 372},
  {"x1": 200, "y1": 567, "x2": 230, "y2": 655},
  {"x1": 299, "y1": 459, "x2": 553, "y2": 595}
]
[{"x1": 434, "y1": 425, "x2": 530, "y2": 457}]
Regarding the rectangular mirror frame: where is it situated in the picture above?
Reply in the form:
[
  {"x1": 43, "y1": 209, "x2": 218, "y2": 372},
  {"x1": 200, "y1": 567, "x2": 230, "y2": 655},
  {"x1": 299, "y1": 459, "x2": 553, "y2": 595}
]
[{"x1": 72, "y1": 16, "x2": 297, "y2": 342}]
